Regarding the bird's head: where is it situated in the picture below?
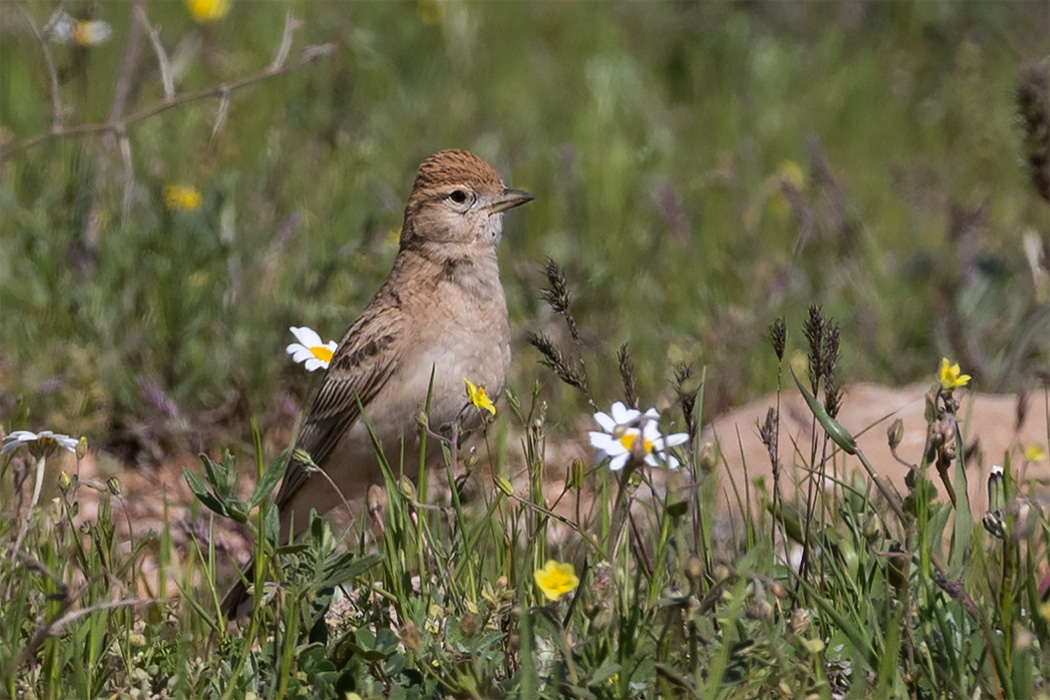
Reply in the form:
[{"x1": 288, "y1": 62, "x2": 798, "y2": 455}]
[{"x1": 400, "y1": 149, "x2": 533, "y2": 250}]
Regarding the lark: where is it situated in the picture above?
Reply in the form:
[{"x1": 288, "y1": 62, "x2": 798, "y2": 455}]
[{"x1": 222, "y1": 149, "x2": 532, "y2": 616}]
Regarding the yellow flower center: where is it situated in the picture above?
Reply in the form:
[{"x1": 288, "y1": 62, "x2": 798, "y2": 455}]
[
  {"x1": 311, "y1": 346, "x2": 333, "y2": 363},
  {"x1": 619, "y1": 432, "x2": 653, "y2": 454}
]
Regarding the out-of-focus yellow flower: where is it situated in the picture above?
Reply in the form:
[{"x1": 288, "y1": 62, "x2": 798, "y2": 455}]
[
  {"x1": 937, "y1": 358, "x2": 971, "y2": 391},
  {"x1": 464, "y1": 378, "x2": 496, "y2": 416},
  {"x1": 533, "y1": 560, "x2": 579, "y2": 602},
  {"x1": 1025, "y1": 444, "x2": 1046, "y2": 462},
  {"x1": 779, "y1": 160, "x2": 805, "y2": 190},
  {"x1": 186, "y1": 0, "x2": 231, "y2": 24},
  {"x1": 768, "y1": 160, "x2": 805, "y2": 222},
  {"x1": 418, "y1": 0, "x2": 444, "y2": 26},
  {"x1": 163, "y1": 185, "x2": 202, "y2": 212}
]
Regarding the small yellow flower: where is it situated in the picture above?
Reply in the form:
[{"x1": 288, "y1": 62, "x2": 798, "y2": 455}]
[
  {"x1": 185, "y1": 0, "x2": 231, "y2": 24},
  {"x1": 163, "y1": 184, "x2": 202, "y2": 212},
  {"x1": 533, "y1": 560, "x2": 579, "y2": 602},
  {"x1": 937, "y1": 357, "x2": 971, "y2": 391},
  {"x1": 417, "y1": 0, "x2": 444, "y2": 26},
  {"x1": 768, "y1": 160, "x2": 805, "y2": 222},
  {"x1": 1025, "y1": 444, "x2": 1046, "y2": 462},
  {"x1": 464, "y1": 378, "x2": 496, "y2": 416}
]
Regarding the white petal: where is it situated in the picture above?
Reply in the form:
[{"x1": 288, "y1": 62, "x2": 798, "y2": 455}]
[
  {"x1": 287, "y1": 344, "x2": 314, "y2": 362},
  {"x1": 641, "y1": 421, "x2": 662, "y2": 443},
  {"x1": 4, "y1": 430, "x2": 39, "y2": 442},
  {"x1": 589, "y1": 431, "x2": 613, "y2": 450},
  {"x1": 323, "y1": 341, "x2": 338, "y2": 353},
  {"x1": 289, "y1": 326, "x2": 323, "y2": 348},
  {"x1": 303, "y1": 358, "x2": 326, "y2": 372},
  {"x1": 608, "y1": 453, "x2": 629, "y2": 471},
  {"x1": 56, "y1": 436, "x2": 79, "y2": 452},
  {"x1": 593, "y1": 411, "x2": 616, "y2": 433},
  {"x1": 663, "y1": 432, "x2": 690, "y2": 448},
  {"x1": 611, "y1": 402, "x2": 641, "y2": 425},
  {"x1": 593, "y1": 433, "x2": 629, "y2": 457}
]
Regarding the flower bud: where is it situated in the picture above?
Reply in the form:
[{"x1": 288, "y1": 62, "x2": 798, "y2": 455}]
[
  {"x1": 397, "y1": 476, "x2": 416, "y2": 501},
  {"x1": 790, "y1": 608, "x2": 811, "y2": 636},
  {"x1": 887, "y1": 418, "x2": 903, "y2": 450},
  {"x1": 987, "y1": 464, "x2": 1005, "y2": 511},
  {"x1": 699, "y1": 441, "x2": 718, "y2": 474},
  {"x1": 106, "y1": 476, "x2": 122, "y2": 496},
  {"x1": 49, "y1": 497, "x2": 63, "y2": 522},
  {"x1": 58, "y1": 471, "x2": 72, "y2": 492},
  {"x1": 494, "y1": 476, "x2": 513, "y2": 497},
  {"x1": 685, "y1": 554, "x2": 703, "y2": 582},
  {"x1": 76, "y1": 436, "x2": 88, "y2": 460},
  {"x1": 566, "y1": 458, "x2": 585, "y2": 490}
]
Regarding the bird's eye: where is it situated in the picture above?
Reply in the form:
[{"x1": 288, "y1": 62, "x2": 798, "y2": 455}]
[{"x1": 449, "y1": 189, "x2": 468, "y2": 204}]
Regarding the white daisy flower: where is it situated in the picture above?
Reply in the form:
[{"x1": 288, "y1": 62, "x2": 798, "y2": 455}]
[
  {"x1": 287, "y1": 326, "x2": 338, "y2": 372},
  {"x1": 588, "y1": 402, "x2": 689, "y2": 471},
  {"x1": 49, "y1": 11, "x2": 112, "y2": 47},
  {"x1": 2, "y1": 430, "x2": 79, "y2": 458}
]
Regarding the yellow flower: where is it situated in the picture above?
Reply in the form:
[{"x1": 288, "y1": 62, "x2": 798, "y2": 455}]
[
  {"x1": 768, "y1": 160, "x2": 805, "y2": 222},
  {"x1": 937, "y1": 357, "x2": 971, "y2": 391},
  {"x1": 533, "y1": 560, "x2": 579, "y2": 602},
  {"x1": 185, "y1": 0, "x2": 231, "y2": 24},
  {"x1": 417, "y1": 0, "x2": 444, "y2": 26},
  {"x1": 464, "y1": 378, "x2": 496, "y2": 416},
  {"x1": 1025, "y1": 444, "x2": 1046, "y2": 462},
  {"x1": 163, "y1": 184, "x2": 202, "y2": 212}
]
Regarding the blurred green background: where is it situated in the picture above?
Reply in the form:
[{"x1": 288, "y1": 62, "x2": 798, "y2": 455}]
[{"x1": 1, "y1": 0, "x2": 1047, "y2": 462}]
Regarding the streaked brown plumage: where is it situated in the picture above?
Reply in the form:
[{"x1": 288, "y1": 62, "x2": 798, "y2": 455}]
[{"x1": 222, "y1": 150, "x2": 531, "y2": 616}]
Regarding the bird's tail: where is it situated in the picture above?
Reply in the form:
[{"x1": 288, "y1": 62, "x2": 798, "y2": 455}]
[{"x1": 221, "y1": 559, "x2": 255, "y2": 619}]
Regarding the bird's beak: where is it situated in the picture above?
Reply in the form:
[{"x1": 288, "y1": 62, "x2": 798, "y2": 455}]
[{"x1": 489, "y1": 187, "x2": 534, "y2": 214}]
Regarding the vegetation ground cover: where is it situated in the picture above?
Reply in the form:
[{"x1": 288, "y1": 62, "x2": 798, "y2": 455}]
[{"x1": 1, "y1": 2, "x2": 1048, "y2": 698}]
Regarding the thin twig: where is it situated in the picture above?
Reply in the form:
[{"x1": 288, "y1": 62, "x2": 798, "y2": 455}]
[
  {"x1": 136, "y1": 3, "x2": 175, "y2": 103},
  {"x1": 270, "y1": 12, "x2": 301, "y2": 71},
  {"x1": 3, "y1": 43, "x2": 336, "y2": 159},
  {"x1": 211, "y1": 90, "x2": 231, "y2": 144},
  {"x1": 108, "y1": 0, "x2": 147, "y2": 127},
  {"x1": 18, "y1": 5, "x2": 68, "y2": 129},
  {"x1": 118, "y1": 131, "x2": 134, "y2": 220}
]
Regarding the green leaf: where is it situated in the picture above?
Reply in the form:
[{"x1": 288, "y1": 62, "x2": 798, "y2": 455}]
[
  {"x1": 948, "y1": 426, "x2": 972, "y2": 573},
  {"x1": 791, "y1": 368, "x2": 856, "y2": 454},
  {"x1": 183, "y1": 466, "x2": 227, "y2": 517},
  {"x1": 249, "y1": 452, "x2": 289, "y2": 509},
  {"x1": 318, "y1": 553, "x2": 384, "y2": 590}
]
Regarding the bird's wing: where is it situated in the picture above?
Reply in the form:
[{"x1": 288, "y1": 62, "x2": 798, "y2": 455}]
[{"x1": 275, "y1": 303, "x2": 404, "y2": 509}]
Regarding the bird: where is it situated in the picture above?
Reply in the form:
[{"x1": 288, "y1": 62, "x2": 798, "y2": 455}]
[{"x1": 221, "y1": 149, "x2": 532, "y2": 616}]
